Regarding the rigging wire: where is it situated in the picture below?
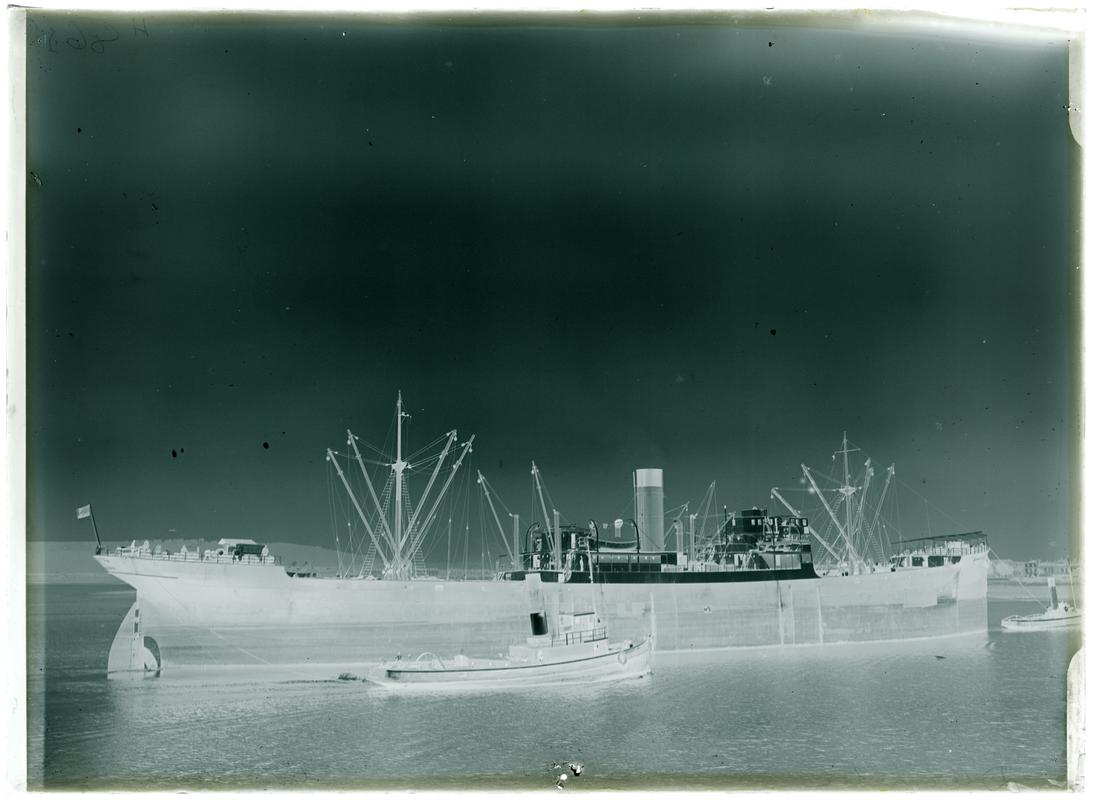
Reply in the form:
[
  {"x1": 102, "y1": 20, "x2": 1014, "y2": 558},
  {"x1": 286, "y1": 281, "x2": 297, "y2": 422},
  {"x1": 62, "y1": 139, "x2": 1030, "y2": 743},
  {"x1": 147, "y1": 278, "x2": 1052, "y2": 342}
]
[
  {"x1": 894, "y1": 475, "x2": 969, "y2": 532},
  {"x1": 344, "y1": 447, "x2": 358, "y2": 577},
  {"x1": 405, "y1": 432, "x2": 452, "y2": 467},
  {"x1": 541, "y1": 476, "x2": 563, "y2": 524},
  {"x1": 421, "y1": 451, "x2": 473, "y2": 566},
  {"x1": 326, "y1": 459, "x2": 344, "y2": 577}
]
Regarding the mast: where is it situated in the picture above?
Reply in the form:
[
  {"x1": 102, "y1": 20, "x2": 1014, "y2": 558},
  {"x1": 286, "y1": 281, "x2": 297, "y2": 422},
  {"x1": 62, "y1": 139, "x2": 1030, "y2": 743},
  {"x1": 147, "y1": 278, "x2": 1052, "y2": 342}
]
[
  {"x1": 838, "y1": 432, "x2": 860, "y2": 572},
  {"x1": 329, "y1": 393, "x2": 472, "y2": 580},
  {"x1": 393, "y1": 392, "x2": 409, "y2": 578},
  {"x1": 553, "y1": 509, "x2": 562, "y2": 572},
  {"x1": 511, "y1": 513, "x2": 520, "y2": 571},
  {"x1": 1067, "y1": 558, "x2": 1077, "y2": 607},
  {"x1": 688, "y1": 512, "x2": 697, "y2": 566}
]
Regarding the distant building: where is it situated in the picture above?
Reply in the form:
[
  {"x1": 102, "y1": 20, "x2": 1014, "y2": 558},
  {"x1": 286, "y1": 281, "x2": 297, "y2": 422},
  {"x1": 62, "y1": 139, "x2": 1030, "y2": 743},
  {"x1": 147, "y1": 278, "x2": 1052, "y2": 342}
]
[{"x1": 1024, "y1": 559, "x2": 1079, "y2": 578}]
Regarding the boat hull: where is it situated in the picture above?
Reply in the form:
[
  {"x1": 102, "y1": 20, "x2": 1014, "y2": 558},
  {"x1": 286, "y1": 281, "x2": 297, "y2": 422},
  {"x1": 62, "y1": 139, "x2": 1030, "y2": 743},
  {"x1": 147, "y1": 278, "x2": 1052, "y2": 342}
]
[
  {"x1": 1001, "y1": 613, "x2": 1081, "y2": 631},
  {"x1": 94, "y1": 551, "x2": 988, "y2": 675},
  {"x1": 371, "y1": 638, "x2": 653, "y2": 690}
]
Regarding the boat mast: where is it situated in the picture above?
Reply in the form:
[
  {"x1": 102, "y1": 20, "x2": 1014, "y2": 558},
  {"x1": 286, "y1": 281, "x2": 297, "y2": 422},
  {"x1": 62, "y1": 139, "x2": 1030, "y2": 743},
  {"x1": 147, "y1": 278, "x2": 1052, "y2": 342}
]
[
  {"x1": 329, "y1": 393, "x2": 473, "y2": 580},
  {"x1": 393, "y1": 392, "x2": 410, "y2": 578},
  {"x1": 688, "y1": 512, "x2": 697, "y2": 565},
  {"x1": 511, "y1": 513, "x2": 520, "y2": 571},
  {"x1": 1067, "y1": 558, "x2": 1077, "y2": 607},
  {"x1": 837, "y1": 433, "x2": 861, "y2": 573}
]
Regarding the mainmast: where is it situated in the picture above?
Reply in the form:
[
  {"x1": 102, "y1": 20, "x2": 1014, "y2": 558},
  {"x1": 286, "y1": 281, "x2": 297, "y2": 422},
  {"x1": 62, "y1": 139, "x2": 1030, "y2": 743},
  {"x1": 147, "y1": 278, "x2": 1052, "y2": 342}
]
[
  {"x1": 780, "y1": 435, "x2": 897, "y2": 574},
  {"x1": 393, "y1": 392, "x2": 409, "y2": 577}
]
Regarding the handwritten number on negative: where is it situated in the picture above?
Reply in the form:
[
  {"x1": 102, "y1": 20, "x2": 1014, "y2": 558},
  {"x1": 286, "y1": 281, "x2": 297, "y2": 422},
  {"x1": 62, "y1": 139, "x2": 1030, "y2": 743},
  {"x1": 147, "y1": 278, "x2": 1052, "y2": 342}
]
[{"x1": 28, "y1": 18, "x2": 137, "y2": 54}]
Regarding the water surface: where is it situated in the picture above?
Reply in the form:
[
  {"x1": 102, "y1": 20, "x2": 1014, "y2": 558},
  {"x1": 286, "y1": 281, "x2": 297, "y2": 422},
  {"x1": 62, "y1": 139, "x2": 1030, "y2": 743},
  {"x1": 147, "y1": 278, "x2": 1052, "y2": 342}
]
[{"x1": 27, "y1": 582, "x2": 1078, "y2": 790}]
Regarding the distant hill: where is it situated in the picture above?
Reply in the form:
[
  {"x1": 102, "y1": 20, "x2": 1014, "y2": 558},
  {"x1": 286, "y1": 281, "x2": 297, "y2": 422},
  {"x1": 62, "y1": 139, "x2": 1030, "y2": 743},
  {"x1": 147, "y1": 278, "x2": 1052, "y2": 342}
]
[{"x1": 27, "y1": 542, "x2": 110, "y2": 584}]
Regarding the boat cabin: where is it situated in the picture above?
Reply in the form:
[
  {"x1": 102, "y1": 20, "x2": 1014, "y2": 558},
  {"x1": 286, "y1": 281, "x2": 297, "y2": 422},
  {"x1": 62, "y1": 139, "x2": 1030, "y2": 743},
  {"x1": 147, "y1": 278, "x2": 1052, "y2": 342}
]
[
  {"x1": 553, "y1": 611, "x2": 607, "y2": 646},
  {"x1": 216, "y1": 538, "x2": 268, "y2": 561}
]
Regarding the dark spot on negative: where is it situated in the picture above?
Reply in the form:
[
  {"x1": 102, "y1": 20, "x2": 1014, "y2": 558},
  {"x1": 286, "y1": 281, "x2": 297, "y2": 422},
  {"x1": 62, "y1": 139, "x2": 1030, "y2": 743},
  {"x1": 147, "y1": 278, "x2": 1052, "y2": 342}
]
[
  {"x1": 263, "y1": 441, "x2": 270, "y2": 449},
  {"x1": 768, "y1": 41, "x2": 773, "y2": 47},
  {"x1": 172, "y1": 449, "x2": 177, "y2": 458},
  {"x1": 770, "y1": 329, "x2": 777, "y2": 336},
  {"x1": 76, "y1": 127, "x2": 82, "y2": 133}
]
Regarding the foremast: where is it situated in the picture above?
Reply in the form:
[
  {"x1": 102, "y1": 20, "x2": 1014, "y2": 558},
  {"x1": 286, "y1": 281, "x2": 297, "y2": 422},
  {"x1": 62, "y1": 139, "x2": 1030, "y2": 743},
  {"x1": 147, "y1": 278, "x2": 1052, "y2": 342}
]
[
  {"x1": 393, "y1": 392, "x2": 408, "y2": 577},
  {"x1": 326, "y1": 393, "x2": 474, "y2": 580}
]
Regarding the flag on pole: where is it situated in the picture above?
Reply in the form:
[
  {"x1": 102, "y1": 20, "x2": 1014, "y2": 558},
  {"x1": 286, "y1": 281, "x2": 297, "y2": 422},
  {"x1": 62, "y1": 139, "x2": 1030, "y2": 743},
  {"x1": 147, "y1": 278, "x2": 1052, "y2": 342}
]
[{"x1": 76, "y1": 504, "x2": 91, "y2": 520}]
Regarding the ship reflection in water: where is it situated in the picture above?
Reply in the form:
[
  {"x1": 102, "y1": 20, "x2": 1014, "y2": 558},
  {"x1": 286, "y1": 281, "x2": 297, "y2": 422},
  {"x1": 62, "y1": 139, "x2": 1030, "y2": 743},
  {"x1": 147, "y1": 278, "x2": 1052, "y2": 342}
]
[{"x1": 27, "y1": 583, "x2": 1077, "y2": 790}]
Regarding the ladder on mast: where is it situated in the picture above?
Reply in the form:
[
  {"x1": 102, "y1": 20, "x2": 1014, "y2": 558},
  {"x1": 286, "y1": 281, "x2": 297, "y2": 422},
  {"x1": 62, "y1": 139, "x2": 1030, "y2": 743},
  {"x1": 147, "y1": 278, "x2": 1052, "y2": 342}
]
[{"x1": 361, "y1": 541, "x2": 378, "y2": 578}]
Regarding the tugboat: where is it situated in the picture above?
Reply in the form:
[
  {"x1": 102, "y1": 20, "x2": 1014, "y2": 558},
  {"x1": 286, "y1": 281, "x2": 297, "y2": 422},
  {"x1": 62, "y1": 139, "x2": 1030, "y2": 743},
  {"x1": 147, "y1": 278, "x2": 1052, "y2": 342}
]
[
  {"x1": 367, "y1": 574, "x2": 653, "y2": 690},
  {"x1": 1002, "y1": 577, "x2": 1081, "y2": 631}
]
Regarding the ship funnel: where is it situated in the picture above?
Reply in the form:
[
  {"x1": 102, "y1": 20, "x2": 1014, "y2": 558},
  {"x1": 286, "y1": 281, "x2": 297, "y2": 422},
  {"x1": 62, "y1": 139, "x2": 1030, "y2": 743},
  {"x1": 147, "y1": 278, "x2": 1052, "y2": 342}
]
[
  {"x1": 634, "y1": 468, "x2": 665, "y2": 552},
  {"x1": 1048, "y1": 577, "x2": 1059, "y2": 609}
]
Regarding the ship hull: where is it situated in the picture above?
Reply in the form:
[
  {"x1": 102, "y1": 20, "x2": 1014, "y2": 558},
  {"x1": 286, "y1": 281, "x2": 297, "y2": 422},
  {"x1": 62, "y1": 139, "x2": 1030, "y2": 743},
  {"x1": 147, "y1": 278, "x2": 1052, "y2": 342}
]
[{"x1": 94, "y1": 552, "x2": 988, "y2": 674}]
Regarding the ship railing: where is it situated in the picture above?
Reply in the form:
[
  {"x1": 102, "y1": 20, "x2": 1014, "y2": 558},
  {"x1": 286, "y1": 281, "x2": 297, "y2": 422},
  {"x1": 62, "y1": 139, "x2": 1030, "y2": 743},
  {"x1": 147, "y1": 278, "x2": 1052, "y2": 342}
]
[
  {"x1": 682, "y1": 557, "x2": 818, "y2": 573},
  {"x1": 888, "y1": 532, "x2": 987, "y2": 558},
  {"x1": 108, "y1": 547, "x2": 282, "y2": 566},
  {"x1": 893, "y1": 542, "x2": 985, "y2": 558},
  {"x1": 553, "y1": 626, "x2": 608, "y2": 647}
]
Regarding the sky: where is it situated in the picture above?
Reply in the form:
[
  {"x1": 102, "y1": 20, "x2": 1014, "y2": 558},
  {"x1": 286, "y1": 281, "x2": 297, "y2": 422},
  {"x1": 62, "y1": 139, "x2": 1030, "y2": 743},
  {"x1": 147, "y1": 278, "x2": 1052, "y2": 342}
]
[{"x1": 23, "y1": 11, "x2": 1079, "y2": 563}]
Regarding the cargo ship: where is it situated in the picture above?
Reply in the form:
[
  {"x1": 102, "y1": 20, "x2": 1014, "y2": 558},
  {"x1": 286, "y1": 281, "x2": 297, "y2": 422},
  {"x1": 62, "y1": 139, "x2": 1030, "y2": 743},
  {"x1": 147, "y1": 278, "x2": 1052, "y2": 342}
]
[{"x1": 91, "y1": 395, "x2": 989, "y2": 678}]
